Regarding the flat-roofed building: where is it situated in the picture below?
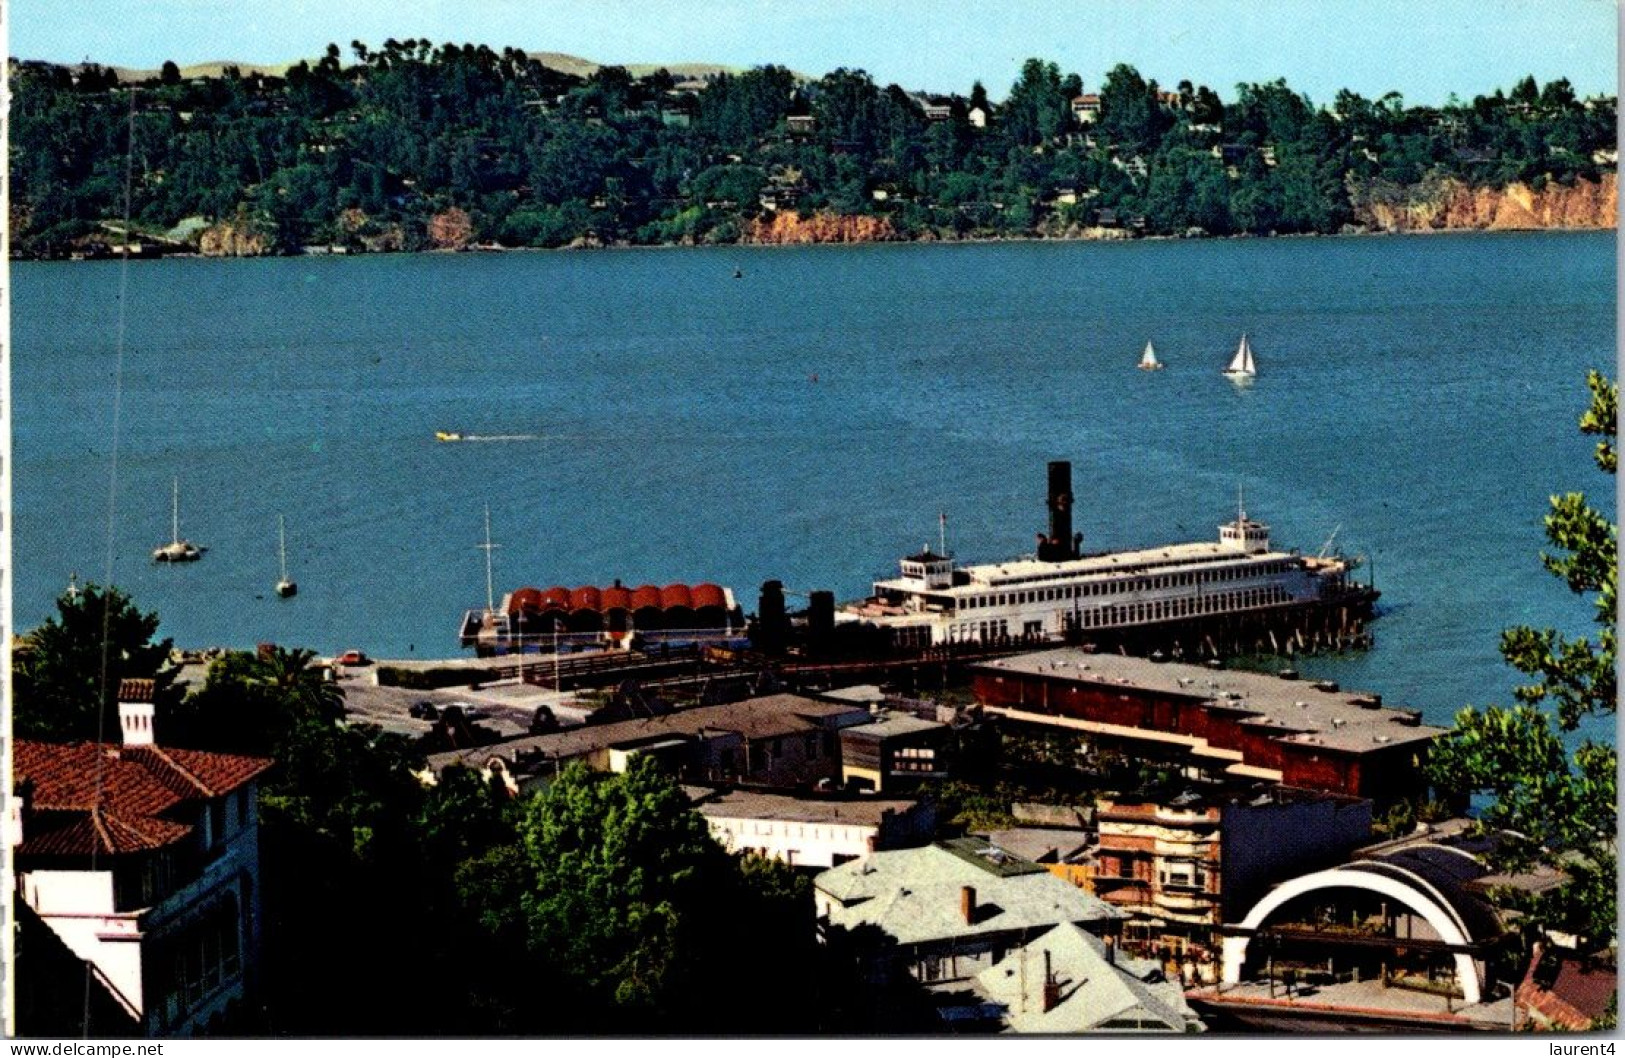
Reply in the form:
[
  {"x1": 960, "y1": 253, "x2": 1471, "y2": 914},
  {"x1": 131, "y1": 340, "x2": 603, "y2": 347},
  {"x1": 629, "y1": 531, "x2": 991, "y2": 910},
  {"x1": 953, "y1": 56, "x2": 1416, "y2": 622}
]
[
  {"x1": 972, "y1": 649, "x2": 1443, "y2": 800},
  {"x1": 685, "y1": 786, "x2": 935, "y2": 868},
  {"x1": 838, "y1": 710, "x2": 952, "y2": 791}
]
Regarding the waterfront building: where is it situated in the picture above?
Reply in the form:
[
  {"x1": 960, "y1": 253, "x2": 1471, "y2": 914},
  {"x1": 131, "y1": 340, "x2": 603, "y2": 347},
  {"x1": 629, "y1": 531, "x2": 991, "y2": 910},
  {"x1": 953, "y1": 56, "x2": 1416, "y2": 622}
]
[
  {"x1": 971, "y1": 648, "x2": 1443, "y2": 800},
  {"x1": 843, "y1": 462, "x2": 1375, "y2": 654},
  {"x1": 11, "y1": 681, "x2": 272, "y2": 1037},
  {"x1": 460, "y1": 579, "x2": 745, "y2": 656},
  {"x1": 685, "y1": 786, "x2": 936, "y2": 868}
]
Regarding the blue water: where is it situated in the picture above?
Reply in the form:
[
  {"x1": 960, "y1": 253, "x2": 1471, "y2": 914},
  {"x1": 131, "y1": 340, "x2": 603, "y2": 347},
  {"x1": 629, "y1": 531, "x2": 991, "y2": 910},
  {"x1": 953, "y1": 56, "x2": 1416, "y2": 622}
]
[{"x1": 13, "y1": 232, "x2": 1617, "y2": 740}]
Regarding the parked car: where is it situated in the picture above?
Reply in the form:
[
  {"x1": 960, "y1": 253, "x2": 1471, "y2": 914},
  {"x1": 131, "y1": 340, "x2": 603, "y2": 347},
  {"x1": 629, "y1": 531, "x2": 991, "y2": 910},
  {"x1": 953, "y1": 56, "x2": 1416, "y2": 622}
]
[
  {"x1": 336, "y1": 649, "x2": 371, "y2": 666},
  {"x1": 408, "y1": 701, "x2": 439, "y2": 720}
]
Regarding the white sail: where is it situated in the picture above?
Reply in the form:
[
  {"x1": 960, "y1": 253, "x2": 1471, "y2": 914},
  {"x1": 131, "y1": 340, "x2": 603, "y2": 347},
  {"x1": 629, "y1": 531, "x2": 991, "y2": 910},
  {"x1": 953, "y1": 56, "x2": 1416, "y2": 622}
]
[
  {"x1": 1139, "y1": 341, "x2": 1161, "y2": 370},
  {"x1": 1224, "y1": 334, "x2": 1257, "y2": 377}
]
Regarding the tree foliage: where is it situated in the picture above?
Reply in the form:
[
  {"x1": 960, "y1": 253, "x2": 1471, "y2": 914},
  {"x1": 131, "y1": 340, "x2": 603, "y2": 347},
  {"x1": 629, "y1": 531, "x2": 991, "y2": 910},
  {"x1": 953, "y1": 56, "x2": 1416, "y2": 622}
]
[
  {"x1": 1427, "y1": 371, "x2": 1617, "y2": 950},
  {"x1": 453, "y1": 759, "x2": 828, "y2": 1033},
  {"x1": 13, "y1": 582, "x2": 176, "y2": 741},
  {"x1": 9, "y1": 48, "x2": 1613, "y2": 255}
]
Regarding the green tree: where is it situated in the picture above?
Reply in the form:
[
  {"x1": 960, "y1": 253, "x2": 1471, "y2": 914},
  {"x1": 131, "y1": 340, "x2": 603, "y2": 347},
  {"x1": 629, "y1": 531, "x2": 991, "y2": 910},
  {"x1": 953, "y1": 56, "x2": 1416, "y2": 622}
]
[
  {"x1": 1427, "y1": 371, "x2": 1617, "y2": 950},
  {"x1": 166, "y1": 645, "x2": 341, "y2": 755},
  {"x1": 458, "y1": 760, "x2": 832, "y2": 1033},
  {"x1": 13, "y1": 583, "x2": 176, "y2": 741}
]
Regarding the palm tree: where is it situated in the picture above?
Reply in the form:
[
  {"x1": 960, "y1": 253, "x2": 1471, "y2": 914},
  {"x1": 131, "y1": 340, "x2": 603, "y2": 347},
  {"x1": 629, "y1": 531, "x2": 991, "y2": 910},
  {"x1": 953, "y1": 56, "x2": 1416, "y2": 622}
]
[{"x1": 250, "y1": 645, "x2": 344, "y2": 726}]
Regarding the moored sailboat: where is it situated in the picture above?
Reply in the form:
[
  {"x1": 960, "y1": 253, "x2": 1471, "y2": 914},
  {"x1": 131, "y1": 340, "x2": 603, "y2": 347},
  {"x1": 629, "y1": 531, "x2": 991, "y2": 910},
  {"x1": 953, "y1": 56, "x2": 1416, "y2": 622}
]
[
  {"x1": 275, "y1": 514, "x2": 297, "y2": 598},
  {"x1": 1138, "y1": 341, "x2": 1164, "y2": 371},
  {"x1": 152, "y1": 478, "x2": 203, "y2": 563}
]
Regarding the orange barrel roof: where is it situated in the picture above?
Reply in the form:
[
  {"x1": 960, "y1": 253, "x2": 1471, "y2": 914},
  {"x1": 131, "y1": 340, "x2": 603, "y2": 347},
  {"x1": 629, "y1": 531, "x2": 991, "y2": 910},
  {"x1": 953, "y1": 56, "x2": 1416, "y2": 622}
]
[
  {"x1": 631, "y1": 585, "x2": 664, "y2": 610},
  {"x1": 570, "y1": 586, "x2": 602, "y2": 611},
  {"x1": 540, "y1": 586, "x2": 573, "y2": 610},
  {"x1": 509, "y1": 587, "x2": 544, "y2": 613},
  {"x1": 691, "y1": 583, "x2": 727, "y2": 609},
  {"x1": 601, "y1": 585, "x2": 632, "y2": 611}
]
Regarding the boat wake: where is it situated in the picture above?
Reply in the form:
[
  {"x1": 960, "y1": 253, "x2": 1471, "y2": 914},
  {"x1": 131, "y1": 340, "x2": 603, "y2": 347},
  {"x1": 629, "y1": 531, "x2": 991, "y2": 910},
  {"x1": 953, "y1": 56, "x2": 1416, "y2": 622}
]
[{"x1": 459, "y1": 434, "x2": 542, "y2": 443}]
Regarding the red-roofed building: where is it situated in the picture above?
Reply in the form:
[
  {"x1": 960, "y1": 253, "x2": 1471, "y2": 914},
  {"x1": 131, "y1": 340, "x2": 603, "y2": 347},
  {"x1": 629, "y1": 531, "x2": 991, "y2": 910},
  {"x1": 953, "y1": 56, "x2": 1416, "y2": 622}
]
[
  {"x1": 1517, "y1": 943, "x2": 1618, "y2": 1031},
  {"x1": 467, "y1": 578, "x2": 744, "y2": 653},
  {"x1": 11, "y1": 681, "x2": 273, "y2": 1038}
]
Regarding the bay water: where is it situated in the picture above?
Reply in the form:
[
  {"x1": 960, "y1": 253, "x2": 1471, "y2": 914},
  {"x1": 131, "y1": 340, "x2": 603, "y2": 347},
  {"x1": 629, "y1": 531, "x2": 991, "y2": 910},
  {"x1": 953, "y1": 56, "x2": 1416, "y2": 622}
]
[{"x1": 13, "y1": 231, "x2": 1616, "y2": 740}]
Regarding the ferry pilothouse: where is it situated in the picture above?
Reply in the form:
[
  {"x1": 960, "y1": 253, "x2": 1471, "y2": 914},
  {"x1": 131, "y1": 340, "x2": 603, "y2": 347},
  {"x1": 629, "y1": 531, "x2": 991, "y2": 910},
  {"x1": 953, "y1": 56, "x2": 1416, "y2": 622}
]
[{"x1": 842, "y1": 461, "x2": 1377, "y2": 653}]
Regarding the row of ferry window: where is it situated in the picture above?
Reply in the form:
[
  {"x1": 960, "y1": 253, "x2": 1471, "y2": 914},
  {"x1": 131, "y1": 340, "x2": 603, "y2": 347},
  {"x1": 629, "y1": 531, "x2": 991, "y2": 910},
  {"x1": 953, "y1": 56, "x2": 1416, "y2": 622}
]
[
  {"x1": 946, "y1": 587, "x2": 1289, "y2": 639},
  {"x1": 957, "y1": 563, "x2": 1290, "y2": 610},
  {"x1": 1074, "y1": 587, "x2": 1289, "y2": 627}
]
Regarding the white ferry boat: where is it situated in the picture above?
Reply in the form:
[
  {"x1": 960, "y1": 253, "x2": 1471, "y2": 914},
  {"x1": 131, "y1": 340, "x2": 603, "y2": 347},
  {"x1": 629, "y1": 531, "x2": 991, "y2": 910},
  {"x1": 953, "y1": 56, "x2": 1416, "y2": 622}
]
[{"x1": 842, "y1": 462, "x2": 1372, "y2": 650}]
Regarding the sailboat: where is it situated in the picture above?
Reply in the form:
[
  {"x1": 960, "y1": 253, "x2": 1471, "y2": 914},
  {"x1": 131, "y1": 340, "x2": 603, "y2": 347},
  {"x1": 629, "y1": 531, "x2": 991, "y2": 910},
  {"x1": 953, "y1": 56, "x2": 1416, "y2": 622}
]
[
  {"x1": 152, "y1": 478, "x2": 203, "y2": 562},
  {"x1": 1222, "y1": 333, "x2": 1258, "y2": 382},
  {"x1": 275, "y1": 514, "x2": 297, "y2": 598},
  {"x1": 1138, "y1": 340, "x2": 1164, "y2": 371}
]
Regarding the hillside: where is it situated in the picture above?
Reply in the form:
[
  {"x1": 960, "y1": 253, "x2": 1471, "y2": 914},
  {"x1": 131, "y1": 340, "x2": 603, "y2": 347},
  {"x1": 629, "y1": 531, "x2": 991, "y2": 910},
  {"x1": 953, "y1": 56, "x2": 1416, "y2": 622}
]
[{"x1": 10, "y1": 46, "x2": 1614, "y2": 258}]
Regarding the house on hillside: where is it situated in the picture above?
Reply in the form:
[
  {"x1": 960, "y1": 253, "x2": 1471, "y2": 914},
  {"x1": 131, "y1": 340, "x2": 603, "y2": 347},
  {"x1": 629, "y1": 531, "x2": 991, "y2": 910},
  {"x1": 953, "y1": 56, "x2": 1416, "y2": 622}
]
[{"x1": 11, "y1": 680, "x2": 273, "y2": 1038}]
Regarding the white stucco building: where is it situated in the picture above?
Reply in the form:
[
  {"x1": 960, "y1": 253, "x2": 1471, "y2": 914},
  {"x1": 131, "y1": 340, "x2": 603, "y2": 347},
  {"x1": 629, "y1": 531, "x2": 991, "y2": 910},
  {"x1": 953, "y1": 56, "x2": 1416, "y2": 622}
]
[
  {"x1": 686, "y1": 786, "x2": 936, "y2": 868},
  {"x1": 11, "y1": 680, "x2": 273, "y2": 1037}
]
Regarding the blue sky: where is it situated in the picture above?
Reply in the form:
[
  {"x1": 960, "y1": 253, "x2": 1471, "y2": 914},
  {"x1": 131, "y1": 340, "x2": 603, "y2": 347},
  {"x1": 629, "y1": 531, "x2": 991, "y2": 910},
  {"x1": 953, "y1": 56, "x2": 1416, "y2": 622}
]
[{"x1": 10, "y1": 0, "x2": 1619, "y2": 105}]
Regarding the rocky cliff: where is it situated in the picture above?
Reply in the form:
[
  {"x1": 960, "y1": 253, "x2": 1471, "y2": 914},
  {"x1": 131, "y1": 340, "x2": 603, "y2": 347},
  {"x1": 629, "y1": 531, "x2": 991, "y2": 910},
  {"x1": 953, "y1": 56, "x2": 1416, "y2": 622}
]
[
  {"x1": 1352, "y1": 173, "x2": 1616, "y2": 233},
  {"x1": 744, "y1": 211, "x2": 898, "y2": 244},
  {"x1": 198, "y1": 215, "x2": 272, "y2": 256}
]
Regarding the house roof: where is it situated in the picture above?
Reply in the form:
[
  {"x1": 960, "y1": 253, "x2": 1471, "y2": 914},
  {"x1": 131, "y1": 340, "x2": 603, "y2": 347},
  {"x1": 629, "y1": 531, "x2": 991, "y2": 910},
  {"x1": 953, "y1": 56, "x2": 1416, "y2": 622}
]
[
  {"x1": 980, "y1": 827, "x2": 1093, "y2": 865},
  {"x1": 14, "y1": 740, "x2": 272, "y2": 858},
  {"x1": 685, "y1": 786, "x2": 923, "y2": 827},
  {"x1": 816, "y1": 842, "x2": 1122, "y2": 946},
  {"x1": 428, "y1": 694, "x2": 870, "y2": 775},
  {"x1": 972, "y1": 923, "x2": 1200, "y2": 1033},
  {"x1": 838, "y1": 711, "x2": 945, "y2": 741}
]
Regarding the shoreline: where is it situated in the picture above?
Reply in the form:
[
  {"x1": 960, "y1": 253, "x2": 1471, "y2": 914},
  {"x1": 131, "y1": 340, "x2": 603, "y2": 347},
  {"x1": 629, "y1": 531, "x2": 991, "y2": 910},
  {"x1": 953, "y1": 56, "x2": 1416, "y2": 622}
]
[{"x1": 12, "y1": 221, "x2": 1614, "y2": 263}]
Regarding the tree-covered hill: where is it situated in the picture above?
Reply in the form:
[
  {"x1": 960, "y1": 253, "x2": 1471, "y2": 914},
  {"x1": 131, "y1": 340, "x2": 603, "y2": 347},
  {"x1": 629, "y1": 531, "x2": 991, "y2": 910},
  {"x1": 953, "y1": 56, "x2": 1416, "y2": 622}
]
[{"x1": 9, "y1": 41, "x2": 1617, "y2": 257}]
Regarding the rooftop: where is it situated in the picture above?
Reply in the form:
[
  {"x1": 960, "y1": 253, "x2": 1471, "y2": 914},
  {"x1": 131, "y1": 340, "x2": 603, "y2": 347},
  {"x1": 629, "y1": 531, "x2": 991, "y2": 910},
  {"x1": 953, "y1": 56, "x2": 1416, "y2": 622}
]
[
  {"x1": 14, "y1": 739, "x2": 273, "y2": 857},
  {"x1": 684, "y1": 786, "x2": 923, "y2": 827},
  {"x1": 972, "y1": 923, "x2": 1200, "y2": 1033},
  {"x1": 427, "y1": 693, "x2": 868, "y2": 774},
  {"x1": 980, "y1": 827, "x2": 1093, "y2": 865},
  {"x1": 838, "y1": 710, "x2": 946, "y2": 740},
  {"x1": 977, "y1": 649, "x2": 1443, "y2": 754},
  {"x1": 816, "y1": 841, "x2": 1122, "y2": 946}
]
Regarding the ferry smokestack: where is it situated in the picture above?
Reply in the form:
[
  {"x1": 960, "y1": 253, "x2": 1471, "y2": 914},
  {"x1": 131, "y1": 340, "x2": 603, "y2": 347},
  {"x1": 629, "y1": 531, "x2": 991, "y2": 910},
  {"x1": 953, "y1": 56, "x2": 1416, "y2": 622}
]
[{"x1": 1039, "y1": 461, "x2": 1079, "y2": 562}]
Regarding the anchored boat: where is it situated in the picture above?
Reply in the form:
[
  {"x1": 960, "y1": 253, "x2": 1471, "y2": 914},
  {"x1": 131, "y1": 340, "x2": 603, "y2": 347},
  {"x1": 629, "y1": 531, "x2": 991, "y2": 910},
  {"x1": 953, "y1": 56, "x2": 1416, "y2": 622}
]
[
  {"x1": 275, "y1": 514, "x2": 297, "y2": 598},
  {"x1": 152, "y1": 478, "x2": 203, "y2": 563},
  {"x1": 1138, "y1": 340, "x2": 1164, "y2": 371}
]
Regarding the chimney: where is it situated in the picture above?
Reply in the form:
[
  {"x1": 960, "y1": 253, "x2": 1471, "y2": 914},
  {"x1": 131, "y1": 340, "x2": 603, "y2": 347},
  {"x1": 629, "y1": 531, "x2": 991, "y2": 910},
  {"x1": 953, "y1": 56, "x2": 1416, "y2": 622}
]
[
  {"x1": 117, "y1": 678, "x2": 157, "y2": 747},
  {"x1": 960, "y1": 884, "x2": 977, "y2": 925},
  {"x1": 1042, "y1": 949, "x2": 1062, "y2": 1013}
]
